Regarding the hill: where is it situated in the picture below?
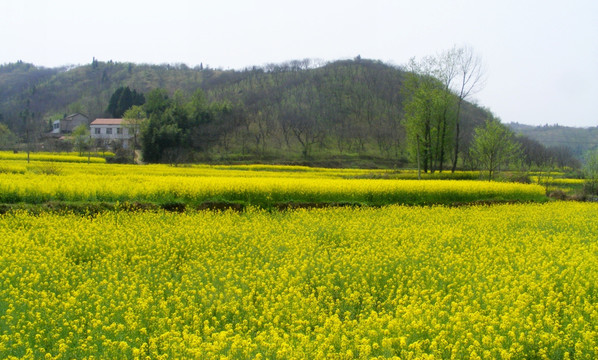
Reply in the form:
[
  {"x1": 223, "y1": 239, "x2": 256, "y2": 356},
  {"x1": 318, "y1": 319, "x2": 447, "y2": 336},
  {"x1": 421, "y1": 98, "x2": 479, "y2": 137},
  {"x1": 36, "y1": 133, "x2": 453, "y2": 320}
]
[
  {"x1": 1, "y1": 58, "x2": 496, "y2": 167},
  {"x1": 508, "y1": 122, "x2": 598, "y2": 160},
  {"x1": 1, "y1": 58, "x2": 572, "y2": 169},
  {"x1": 0, "y1": 60, "x2": 206, "y2": 133}
]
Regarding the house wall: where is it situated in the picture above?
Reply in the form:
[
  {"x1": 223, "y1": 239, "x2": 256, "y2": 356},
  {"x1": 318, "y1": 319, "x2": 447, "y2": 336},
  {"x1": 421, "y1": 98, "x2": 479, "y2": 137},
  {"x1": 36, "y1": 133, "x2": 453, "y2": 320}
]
[
  {"x1": 60, "y1": 114, "x2": 89, "y2": 133},
  {"x1": 90, "y1": 124, "x2": 130, "y2": 139},
  {"x1": 90, "y1": 124, "x2": 138, "y2": 149},
  {"x1": 51, "y1": 120, "x2": 61, "y2": 134}
]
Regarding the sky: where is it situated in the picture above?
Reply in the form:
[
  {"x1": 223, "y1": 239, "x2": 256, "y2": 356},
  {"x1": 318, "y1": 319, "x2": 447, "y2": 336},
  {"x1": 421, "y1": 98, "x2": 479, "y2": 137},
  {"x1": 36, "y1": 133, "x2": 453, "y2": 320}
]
[{"x1": 2, "y1": 0, "x2": 597, "y2": 127}]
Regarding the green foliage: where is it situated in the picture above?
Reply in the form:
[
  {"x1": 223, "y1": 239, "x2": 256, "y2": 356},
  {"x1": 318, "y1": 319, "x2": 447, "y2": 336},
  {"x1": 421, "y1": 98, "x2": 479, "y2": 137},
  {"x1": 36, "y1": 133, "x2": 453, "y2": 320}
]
[
  {"x1": 122, "y1": 105, "x2": 146, "y2": 151},
  {"x1": 71, "y1": 124, "x2": 90, "y2": 156},
  {"x1": 106, "y1": 86, "x2": 145, "y2": 118},
  {"x1": 0, "y1": 123, "x2": 17, "y2": 149},
  {"x1": 403, "y1": 68, "x2": 456, "y2": 173},
  {"x1": 122, "y1": 105, "x2": 146, "y2": 121},
  {"x1": 67, "y1": 101, "x2": 86, "y2": 115},
  {"x1": 583, "y1": 149, "x2": 598, "y2": 195},
  {"x1": 144, "y1": 88, "x2": 171, "y2": 116},
  {"x1": 470, "y1": 119, "x2": 522, "y2": 180},
  {"x1": 140, "y1": 89, "x2": 231, "y2": 163}
]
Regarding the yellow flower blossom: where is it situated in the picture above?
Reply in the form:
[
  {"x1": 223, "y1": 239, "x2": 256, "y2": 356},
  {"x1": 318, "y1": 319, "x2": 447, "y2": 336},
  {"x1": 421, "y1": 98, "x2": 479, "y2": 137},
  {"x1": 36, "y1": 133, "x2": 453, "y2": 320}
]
[{"x1": 0, "y1": 202, "x2": 596, "y2": 358}]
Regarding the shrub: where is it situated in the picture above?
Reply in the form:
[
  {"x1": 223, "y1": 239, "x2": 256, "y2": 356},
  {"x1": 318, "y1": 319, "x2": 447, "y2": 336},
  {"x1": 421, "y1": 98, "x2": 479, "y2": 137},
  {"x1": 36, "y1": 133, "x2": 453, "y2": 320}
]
[{"x1": 583, "y1": 149, "x2": 598, "y2": 195}]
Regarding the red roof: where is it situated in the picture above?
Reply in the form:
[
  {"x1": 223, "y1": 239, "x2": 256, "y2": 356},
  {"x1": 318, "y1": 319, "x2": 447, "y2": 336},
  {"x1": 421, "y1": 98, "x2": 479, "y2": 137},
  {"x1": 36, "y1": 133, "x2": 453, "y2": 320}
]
[{"x1": 91, "y1": 118, "x2": 124, "y2": 125}]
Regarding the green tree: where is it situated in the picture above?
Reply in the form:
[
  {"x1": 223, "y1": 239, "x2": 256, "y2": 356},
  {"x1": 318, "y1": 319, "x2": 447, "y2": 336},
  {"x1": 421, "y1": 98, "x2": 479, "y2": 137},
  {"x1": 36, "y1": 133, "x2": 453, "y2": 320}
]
[
  {"x1": 140, "y1": 89, "x2": 186, "y2": 163},
  {"x1": 0, "y1": 123, "x2": 17, "y2": 150},
  {"x1": 141, "y1": 109, "x2": 181, "y2": 163},
  {"x1": 470, "y1": 119, "x2": 521, "y2": 180},
  {"x1": 583, "y1": 149, "x2": 598, "y2": 195},
  {"x1": 186, "y1": 89, "x2": 233, "y2": 152},
  {"x1": 122, "y1": 105, "x2": 146, "y2": 150},
  {"x1": 144, "y1": 88, "x2": 171, "y2": 117},
  {"x1": 107, "y1": 86, "x2": 145, "y2": 118},
  {"x1": 406, "y1": 46, "x2": 484, "y2": 172},
  {"x1": 140, "y1": 88, "x2": 237, "y2": 163},
  {"x1": 403, "y1": 59, "x2": 455, "y2": 174},
  {"x1": 72, "y1": 124, "x2": 90, "y2": 156}
]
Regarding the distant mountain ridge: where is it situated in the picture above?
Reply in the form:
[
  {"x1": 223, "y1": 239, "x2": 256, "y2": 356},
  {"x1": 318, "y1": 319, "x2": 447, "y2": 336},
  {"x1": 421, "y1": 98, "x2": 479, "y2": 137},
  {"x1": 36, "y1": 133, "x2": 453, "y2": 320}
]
[{"x1": 507, "y1": 122, "x2": 598, "y2": 158}]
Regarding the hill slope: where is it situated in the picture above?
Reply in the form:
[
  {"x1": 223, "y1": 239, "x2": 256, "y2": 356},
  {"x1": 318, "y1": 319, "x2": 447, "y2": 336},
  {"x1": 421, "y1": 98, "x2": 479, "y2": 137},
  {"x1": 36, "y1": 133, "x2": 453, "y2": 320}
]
[
  {"x1": 0, "y1": 61, "x2": 206, "y2": 132},
  {"x1": 0, "y1": 59, "x2": 498, "y2": 166},
  {"x1": 508, "y1": 122, "x2": 598, "y2": 159}
]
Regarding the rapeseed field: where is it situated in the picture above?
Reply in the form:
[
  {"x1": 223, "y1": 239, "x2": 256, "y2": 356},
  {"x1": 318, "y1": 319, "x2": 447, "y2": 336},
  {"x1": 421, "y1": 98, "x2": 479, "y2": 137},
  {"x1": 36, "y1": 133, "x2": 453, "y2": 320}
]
[
  {"x1": 0, "y1": 161, "x2": 545, "y2": 206},
  {"x1": 1, "y1": 202, "x2": 596, "y2": 359},
  {"x1": 0, "y1": 151, "x2": 106, "y2": 164}
]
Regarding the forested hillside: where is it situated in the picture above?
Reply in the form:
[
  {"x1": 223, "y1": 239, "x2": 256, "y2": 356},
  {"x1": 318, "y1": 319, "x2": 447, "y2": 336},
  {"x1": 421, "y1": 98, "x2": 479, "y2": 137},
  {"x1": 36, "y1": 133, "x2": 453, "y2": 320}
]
[
  {"x1": 0, "y1": 58, "x2": 578, "y2": 168},
  {"x1": 0, "y1": 59, "x2": 205, "y2": 132},
  {"x1": 508, "y1": 122, "x2": 598, "y2": 160}
]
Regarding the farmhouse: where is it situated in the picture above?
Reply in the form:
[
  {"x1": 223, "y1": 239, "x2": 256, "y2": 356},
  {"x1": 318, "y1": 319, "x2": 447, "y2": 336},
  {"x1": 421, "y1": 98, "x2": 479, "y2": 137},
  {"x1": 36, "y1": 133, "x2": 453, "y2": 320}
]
[
  {"x1": 90, "y1": 118, "x2": 137, "y2": 149},
  {"x1": 51, "y1": 113, "x2": 89, "y2": 134}
]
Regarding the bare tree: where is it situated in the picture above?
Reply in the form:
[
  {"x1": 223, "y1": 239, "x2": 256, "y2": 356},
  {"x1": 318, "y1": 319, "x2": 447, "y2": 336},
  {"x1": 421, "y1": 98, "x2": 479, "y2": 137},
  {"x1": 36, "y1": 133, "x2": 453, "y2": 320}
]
[{"x1": 447, "y1": 46, "x2": 485, "y2": 172}]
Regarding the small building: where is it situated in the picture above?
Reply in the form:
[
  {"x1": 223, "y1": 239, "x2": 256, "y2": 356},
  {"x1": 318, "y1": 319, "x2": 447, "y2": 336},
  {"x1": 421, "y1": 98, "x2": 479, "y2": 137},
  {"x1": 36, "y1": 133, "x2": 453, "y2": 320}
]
[
  {"x1": 51, "y1": 113, "x2": 89, "y2": 134},
  {"x1": 90, "y1": 118, "x2": 137, "y2": 149}
]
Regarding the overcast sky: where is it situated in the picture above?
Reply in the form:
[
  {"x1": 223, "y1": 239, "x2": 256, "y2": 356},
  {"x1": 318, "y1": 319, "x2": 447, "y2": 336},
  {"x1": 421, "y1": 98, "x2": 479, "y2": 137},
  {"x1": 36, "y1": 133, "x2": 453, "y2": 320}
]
[{"x1": 2, "y1": 0, "x2": 597, "y2": 127}]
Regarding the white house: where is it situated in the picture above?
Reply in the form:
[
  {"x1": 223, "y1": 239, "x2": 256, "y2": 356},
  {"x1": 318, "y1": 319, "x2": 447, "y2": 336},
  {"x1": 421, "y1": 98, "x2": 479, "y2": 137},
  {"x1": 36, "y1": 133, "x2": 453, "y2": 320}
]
[{"x1": 90, "y1": 118, "x2": 138, "y2": 149}]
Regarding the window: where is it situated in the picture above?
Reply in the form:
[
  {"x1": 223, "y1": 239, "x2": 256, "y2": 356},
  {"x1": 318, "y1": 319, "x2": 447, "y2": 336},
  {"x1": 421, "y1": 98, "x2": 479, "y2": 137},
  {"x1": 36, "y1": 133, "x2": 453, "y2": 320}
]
[
  {"x1": 106, "y1": 128, "x2": 112, "y2": 135},
  {"x1": 94, "y1": 128, "x2": 101, "y2": 134},
  {"x1": 116, "y1": 127, "x2": 123, "y2": 135}
]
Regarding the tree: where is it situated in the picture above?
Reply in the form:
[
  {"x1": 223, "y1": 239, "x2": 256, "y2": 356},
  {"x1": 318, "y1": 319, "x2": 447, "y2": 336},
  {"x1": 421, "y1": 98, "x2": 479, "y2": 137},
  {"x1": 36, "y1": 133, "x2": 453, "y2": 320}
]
[
  {"x1": 470, "y1": 119, "x2": 521, "y2": 180},
  {"x1": 404, "y1": 46, "x2": 484, "y2": 173},
  {"x1": 72, "y1": 124, "x2": 90, "y2": 156},
  {"x1": 141, "y1": 89, "x2": 175, "y2": 162},
  {"x1": 107, "y1": 86, "x2": 145, "y2": 118},
  {"x1": 186, "y1": 89, "x2": 234, "y2": 153},
  {"x1": 583, "y1": 149, "x2": 598, "y2": 195},
  {"x1": 140, "y1": 88, "x2": 233, "y2": 163},
  {"x1": 144, "y1": 88, "x2": 171, "y2": 117},
  {"x1": 403, "y1": 58, "x2": 455, "y2": 173},
  {"x1": 447, "y1": 46, "x2": 485, "y2": 172},
  {"x1": 0, "y1": 123, "x2": 17, "y2": 150},
  {"x1": 141, "y1": 106, "x2": 183, "y2": 163},
  {"x1": 19, "y1": 103, "x2": 33, "y2": 163},
  {"x1": 122, "y1": 105, "x2": 146, "y2": 149},
  {"x1": 283, "y1": 86, "x2": 326, "y2": 159}
]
